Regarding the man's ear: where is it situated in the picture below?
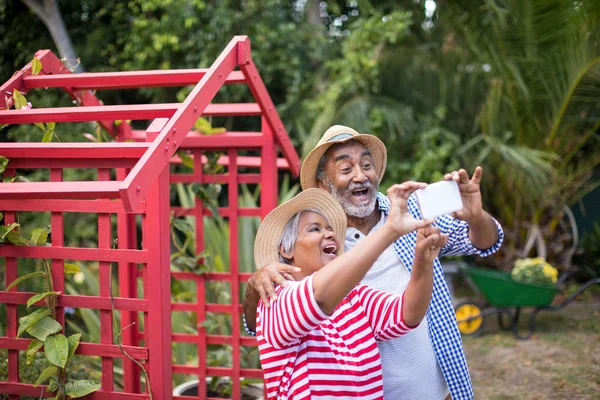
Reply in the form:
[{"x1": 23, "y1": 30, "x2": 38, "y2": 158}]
[{"x1": 317, "y1": 179, "x2": 328, "y2": 190}]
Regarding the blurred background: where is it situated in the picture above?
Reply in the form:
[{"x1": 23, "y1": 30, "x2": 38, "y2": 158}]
[{"x1": 1, "y1": 0, "x2": 599, "y2": 398}]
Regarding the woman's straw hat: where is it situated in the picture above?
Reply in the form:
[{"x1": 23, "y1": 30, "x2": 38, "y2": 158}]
[
  {"x1": 254, "y1": 188, "x2": 347, "y2": 269},
  {"x1": 300, "y1": 125, "x2": 387, "y2": 190}
]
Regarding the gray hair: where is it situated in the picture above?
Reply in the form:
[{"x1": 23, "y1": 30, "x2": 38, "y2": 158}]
[
  {"x1": 278, "y1": 208, "x2": 327, "y2": 265},
  {"x1": 315, "y1": 139, "x2": 374, "y2": 184}
]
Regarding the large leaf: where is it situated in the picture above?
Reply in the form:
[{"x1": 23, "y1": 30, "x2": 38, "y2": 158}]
[
  {"x1": 0, "y1": 156, "x2": 8, "y2": 174},
  {"x1": 27, "y1": 291, "x2": 60, "y2": 308},
  {"x1": 63, "y1": 263, "x2": 80, "y2": 275},
  {"x1": 45, "y1": 334, "x2": 69, "y2": 368},
  {"x1": 0, "y1": 223, "x2": 20, "y2": 241},
  {"x1": 26, "y1": 339, "x2": 44, "y2": 365},
  {"x1": 30, "y1": 227, "x2": 49, "y2": 245},
  {"x1": 67, "y1": 333, "x2": 82, "y2": 362},
  {"x1": 26, "y1": 316, "x2": 62, "y2": 341},
  {"x1": 31, "y1": 56, "x2": 42, "y2": 75},
  {"x1": 6, "y1": 271, "x2": 45, "y2": 292},
  {"x1": 17, "y1": 308, "x2": 50, "y2": 337},
  {"x1": 12, "y1": 89, "x2": 27, "y2": 110},
  {"x1": 64, "y1": 380, "x2": 101, "y2": 398},
  {"x1": 34, "y1": 365, "x2": 58, "y2": 386}
]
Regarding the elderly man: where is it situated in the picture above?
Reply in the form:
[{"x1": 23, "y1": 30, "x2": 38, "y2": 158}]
[{"x1": 243, "y1": 125, "x2": 503, "y2": 400}]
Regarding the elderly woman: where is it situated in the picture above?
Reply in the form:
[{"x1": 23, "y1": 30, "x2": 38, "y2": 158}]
[{"x1": 254, "y1": 184, "x2": 447, "y2": 399}]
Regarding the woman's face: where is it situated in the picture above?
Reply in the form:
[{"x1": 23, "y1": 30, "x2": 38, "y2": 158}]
[{"x1": 282, "y1": 211, "x2": 339, "y2": 276}]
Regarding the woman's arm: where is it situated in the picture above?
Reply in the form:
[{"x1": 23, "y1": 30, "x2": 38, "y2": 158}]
[
  {"x1": 355, "y1": 227, "x2": 447, "y2": 339},
  {"x1": 312, "y1": 182, "x2": 432, "y2": 315}
]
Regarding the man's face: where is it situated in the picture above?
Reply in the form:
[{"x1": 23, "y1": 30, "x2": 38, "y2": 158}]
[{"x1": 318, "y1": 141, "x2": 379, "y2": 218}]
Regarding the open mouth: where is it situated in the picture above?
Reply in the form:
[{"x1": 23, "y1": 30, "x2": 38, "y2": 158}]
[
  {"x1": 351, "y1": 188, "x2": 369, "y2": 198},
  {"x1": 322, "y1": 244, "x2": 337, "y2": 255}
]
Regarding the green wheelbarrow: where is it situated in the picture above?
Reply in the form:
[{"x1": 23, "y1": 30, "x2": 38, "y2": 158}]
[{"x1": 453, "y1": 264, "x2": 600, "y2": 339}]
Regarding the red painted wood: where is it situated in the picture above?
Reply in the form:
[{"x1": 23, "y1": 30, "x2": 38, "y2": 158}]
[
  {"x1": 117, "y1": 167, "x2": 142, "y2": 393},
  {"x1": 260, "y1": 116, "x2": 278, "y2": 219},
  {"x1": 5, "y1": 158, "x2": 138, "y2": 169},
  {"x1": 0, "y1": 199, "x2": 146, "y2": 213},
  {"x1": 0, "y1": 292, "x2": 148, "y2": 311},
  {"x1": 0, "y1": 181, "x2": 122, "y2": 199},
  {"x1": 120, "y1": 37, "x2": 246, "y2": 211},
  {"x1": 0, "y1": 142, "x2": 148, "y2": 158},
  {"x1": 3, "y1": 198, "x2": 19, "y2": 394},
  {"x1": 0, "y1": 103, "x2": 261, "y2": 124},
  {"x1": 238, "y1": 39, "x2": 300, "y2": 176},
  {"x1": 0, "y1": 383, "x2": 150, "y2": 399},
  {"x1": 0, "y1": 338, "x2": 148, "y2": 359},
  {"x1": 23, "y1": 69, "x2": 246, "y2": 90},
  {"x1": 50, "y1": 169, "x2": 65, "y2": 330},
  {"x1": 0, "y1": 245, "x2": 146, "y2": 263},
  {"x1": 98, "y1": 168, "x2": 115, "y2": 389},
  {"x1": 145, "y1": 165, "x2": 173, "y2": 398},
  {"x1": 169, "y1": 153, "x2": 290, "y2": 170}
]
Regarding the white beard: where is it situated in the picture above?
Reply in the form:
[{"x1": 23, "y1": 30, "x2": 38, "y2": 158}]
[{"x1": 326, "y1": 179, "x2": 378, "y2": 218}]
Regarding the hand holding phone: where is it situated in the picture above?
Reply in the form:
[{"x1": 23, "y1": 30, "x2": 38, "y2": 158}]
[{"x1": 415, "y1": 180, "x2": 463, "y2": 220}]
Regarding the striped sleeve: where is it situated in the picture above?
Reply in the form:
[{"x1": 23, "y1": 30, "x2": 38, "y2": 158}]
[
  {"x1": 257, "y1": 275, "x2": 329, "y2": 349},
  {"x1": 405, "y1": 195, "x2": 504, "y2": 257},
  {"x1": 353, "y1": 284, "x2": 414, "y2": 341}
]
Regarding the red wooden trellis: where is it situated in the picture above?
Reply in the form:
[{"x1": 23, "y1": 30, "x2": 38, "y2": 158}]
[{"x1": 0, "y1": 36, "x2": 299, "y2": 399}]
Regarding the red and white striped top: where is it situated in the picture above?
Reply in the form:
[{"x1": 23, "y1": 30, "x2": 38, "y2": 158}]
[{"x1": 257, "y1": 275, "x2": 415, "y2": 399}]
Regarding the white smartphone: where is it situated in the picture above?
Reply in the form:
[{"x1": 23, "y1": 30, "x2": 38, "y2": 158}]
[{"x1": 415, "y1": 180, "x2": 463, "y2": 220}]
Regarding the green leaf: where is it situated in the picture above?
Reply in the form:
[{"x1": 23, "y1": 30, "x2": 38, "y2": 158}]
[
  {"x1": 45, "y1": 334, "x2": 69, "y2": 368},
  {"x1": 64, "y1": 380, "x2": 101, "y2": 398},
  {"x1": 0, "y1": 156, "x2": 8, "y2": 174},
  {"x1": 47, "y1": 122, "x2": 55, "y2": 130},
  {"x1": 26, "y1": 339, "x2": 44, "y2": 365},
  {"x1": 6, "y1": 271, "x2": 46, "y2": 291},
  {"x1": 34, "y1": 365, "x2": 58, "y2": 386},
  {"x1": 30, "y1": 227, "x2": 49, "y2": 245},
  {"x1": 12, "y1": 89, "x2": 27, "y2": 110},
  {"x1": 67, "y1": 333, "x2": 82, "y2": 362},
  {"x1": 177, "y1": 150, "x2": 195, "y2": 170},
  {"x1": 26, "y1": 316, "x2": 62, "y2": 341},
  {"x1": 5, "y1": 229, "x2": 29, "y2": 246},
  {"x1": 42, "y1": 130, "x2": 53, "y2": 142},
  {"x1": 63, "y1": 263, "x2": 80, "y2": 275},
  {"x1": 27, "y1": 291, "x2": 60, "y2": 308},
  {"x1": 34, "y1": 122, "x2": 45, "y2": 131},
  {"x1": 0, "y1": 212, "x2": 3, "y2": 222},
  {"x1": 47, "y1": 377, "x2": 59, "y2": 392},
  {"x1": 193, "y1": 117, "x2": 213, "y2": 133},
  {"x1": 0, "y1": 222, "x2": 20, "y2": 241},
  {"x1": 0, "y1": 124, "x2": 7, "y2": 131},
  {"x1": 31, "y1": 56, "x2": 42, "y2": 75},
  {"x1": 17, "y1": 308, "x2": 50, "y2": 337}
]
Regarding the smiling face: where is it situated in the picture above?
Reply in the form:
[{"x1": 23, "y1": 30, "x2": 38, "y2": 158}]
[
  {"x1": 318, "y1": 141, "x2": 379, "y2": 218},
  {"x1": 279, "y1": 211, "x2": 339, "y2": 277}
]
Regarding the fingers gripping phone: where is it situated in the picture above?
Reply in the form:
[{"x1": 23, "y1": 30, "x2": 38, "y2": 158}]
[{"x1": 415, "y1": 180, "x2": 463, "y2": 220}]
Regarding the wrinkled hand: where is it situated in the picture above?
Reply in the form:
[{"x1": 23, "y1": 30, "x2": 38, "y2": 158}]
[
  {"x1": 386, "y1": 182, "x2": 433, "y2": 236},
  {"x1": 414, "y1": 227, "x2": 448, "y2": 267},
  {"x1": 248, "y1": 262, "x2": 299, "y2": 307},
  {"x1": 444, "y1": 166, "x2": 484, "y2": 223}
]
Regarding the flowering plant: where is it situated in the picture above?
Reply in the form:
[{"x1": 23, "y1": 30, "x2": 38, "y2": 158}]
[{"x1": 511, "y1": 257, "x2": 558, "y2": 286}]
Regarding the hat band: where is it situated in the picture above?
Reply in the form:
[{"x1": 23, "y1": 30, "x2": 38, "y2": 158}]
[{"x1": 327, "y1": 133, "x2": 354, "y2": 142}]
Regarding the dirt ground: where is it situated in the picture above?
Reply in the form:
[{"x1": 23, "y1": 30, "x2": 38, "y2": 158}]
[{"x1": 462, "y1": 302, "x2": 600, "y2": 399}]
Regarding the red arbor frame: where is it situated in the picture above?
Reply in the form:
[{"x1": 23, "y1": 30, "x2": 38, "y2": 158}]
[{"x1": 0, "y1": 36, "x2": 299, "y2": 399}]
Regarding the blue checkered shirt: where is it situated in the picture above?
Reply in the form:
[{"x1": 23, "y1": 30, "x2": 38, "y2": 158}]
[
  {"x1": 377, "y1": 192, "x2": 503, "y2": 399},
  {"x1": 244, "y1": 192, "x2": 504, "y2": 400}
]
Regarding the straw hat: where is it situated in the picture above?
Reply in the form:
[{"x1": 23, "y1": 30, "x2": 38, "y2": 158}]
[
  {"x1": 300, "y1": 125, "x2": 387, "y2": 190},
  {"x1": 254, "y1": 188, "x2": 347, "y2": 269}
]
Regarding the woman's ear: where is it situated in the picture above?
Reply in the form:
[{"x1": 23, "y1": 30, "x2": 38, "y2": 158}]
[{"x1": 279, "y1": 244, "x2": 294, "y2": 262}]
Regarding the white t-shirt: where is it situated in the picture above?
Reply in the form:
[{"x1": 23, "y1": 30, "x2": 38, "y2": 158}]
[{"x1": 346, "y1": 212, "x2": 450, "y2": 400}]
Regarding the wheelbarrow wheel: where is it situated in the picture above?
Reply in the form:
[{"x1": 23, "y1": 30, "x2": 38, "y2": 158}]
[{"x1": 454, "y1": 300, "x2": 484, "y2": 336}]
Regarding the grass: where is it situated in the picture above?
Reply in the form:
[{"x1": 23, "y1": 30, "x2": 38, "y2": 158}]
[{"x1": 463, "y1": 301, "x2": 600, "y2": 399}]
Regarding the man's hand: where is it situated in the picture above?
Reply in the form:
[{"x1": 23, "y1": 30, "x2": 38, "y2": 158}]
[
  {"x1": 444, "y1": 166, "x2": 484, "y2": 223},
  {"x1": 248, "y1": 262, "x2": 299, "y2": 307},
  {"x1": 386, "y1": 182, "x2": 433, "y2": 236}
]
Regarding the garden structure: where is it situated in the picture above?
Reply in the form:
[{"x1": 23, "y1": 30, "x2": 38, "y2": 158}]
[{"x1": 0, "y1": 36, "x2": 300, "y2": 399}]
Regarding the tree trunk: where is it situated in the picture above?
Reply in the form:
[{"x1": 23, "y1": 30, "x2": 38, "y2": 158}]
[
  {"x1": 22, "y1": 0, "x2": 84, "y2": 72},
  {"x1": 306, "y1": 0, "x2": 323, "y2": 27}
]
